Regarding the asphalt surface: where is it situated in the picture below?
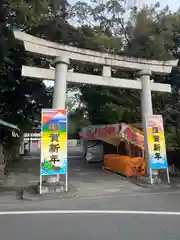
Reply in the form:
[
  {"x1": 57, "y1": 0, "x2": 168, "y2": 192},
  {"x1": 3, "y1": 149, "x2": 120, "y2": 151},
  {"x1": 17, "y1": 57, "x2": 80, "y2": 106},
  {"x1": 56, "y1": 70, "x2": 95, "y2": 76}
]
[
  {"x1": 1, "y1": 212, "x2": 180, "y2": 240},
  {"x1": 0, "y1": 188, "x2": 180, "y2": 239},
  {"x1": 1, "y1": 146, "x2": 180, "y2": 239}
]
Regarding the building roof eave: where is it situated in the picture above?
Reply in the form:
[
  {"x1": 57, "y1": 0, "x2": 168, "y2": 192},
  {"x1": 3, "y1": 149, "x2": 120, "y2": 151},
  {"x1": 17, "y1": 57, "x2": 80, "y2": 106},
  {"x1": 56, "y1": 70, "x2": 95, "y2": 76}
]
[{"x1": 0, "y1": 119, "x2": 20, "y2": 132}]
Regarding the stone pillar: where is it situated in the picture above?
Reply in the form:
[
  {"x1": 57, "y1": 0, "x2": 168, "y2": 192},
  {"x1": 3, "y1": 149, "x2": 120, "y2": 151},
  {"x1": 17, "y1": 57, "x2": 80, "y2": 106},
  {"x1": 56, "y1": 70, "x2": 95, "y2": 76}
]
[
  {"x1": 139, "y1": 69, "x2": 158, "y2": 178},
  {"x1": 28, "y1": 134, "x2": 31, "y2": 153},
  {"x1": 19, "y1": 134, "x2": 25, "y2": 155},
  {"x1": 102, "y1": 66, "x2": 111, "y2": 77},
  {"x1": 53, "y1": 56, "x2": 69, "y2": 108},
  {"x1": 46, "y1": 55, "x2": 69, "y2": 184},
  {"x1": 140, "y1": 70, "x2": 153, "y2": 117}
]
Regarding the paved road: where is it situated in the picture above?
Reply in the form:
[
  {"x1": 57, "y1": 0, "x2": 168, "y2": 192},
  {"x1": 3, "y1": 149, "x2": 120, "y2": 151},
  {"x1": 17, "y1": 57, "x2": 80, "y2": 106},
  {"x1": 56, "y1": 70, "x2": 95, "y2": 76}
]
[
  {"x1": 1, "y1": 212, "x2": 180, "y2": 240},
  {"x1": 1, "y1": 147, "x2": 180, "y2": 239},
  {"x1": 1, "y1": 179, "x2": 180, "y2": 239},
  {"x1": 1, "y1": 186, "x2": 180, "y2": 212}
]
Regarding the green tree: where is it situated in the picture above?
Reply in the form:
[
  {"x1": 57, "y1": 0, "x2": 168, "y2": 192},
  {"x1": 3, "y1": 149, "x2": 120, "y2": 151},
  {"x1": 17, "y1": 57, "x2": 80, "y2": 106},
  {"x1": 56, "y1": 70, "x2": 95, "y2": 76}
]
[
  {"x1": 0, "y1": 0, "x2": 74, "y2": 130},
  {"x1": 2, "y1": 0, "x2": 180, "y2": 150},
  {"x1": 72, "y1": 1, "x2": 180, "y2": 149},
  {"x1": 71, "y1": 0, "x2": 141, "y2": 125}
]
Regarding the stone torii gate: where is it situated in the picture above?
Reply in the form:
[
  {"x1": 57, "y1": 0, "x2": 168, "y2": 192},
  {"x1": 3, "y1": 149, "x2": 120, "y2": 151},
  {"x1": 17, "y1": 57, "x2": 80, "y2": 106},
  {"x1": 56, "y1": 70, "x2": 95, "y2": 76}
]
[{"x1": 14, "y1": 30, "x2": 178, "y2": 184}]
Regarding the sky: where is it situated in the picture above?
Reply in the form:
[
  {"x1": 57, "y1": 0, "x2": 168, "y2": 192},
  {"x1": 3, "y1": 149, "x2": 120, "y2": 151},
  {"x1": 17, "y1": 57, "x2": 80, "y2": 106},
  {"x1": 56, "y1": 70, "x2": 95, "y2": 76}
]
[
  {"x1": 71, "y1": 0, "x2": 179, "y2": 11},
  {"x1": 137, "y1": 0, "x2": 179, "y2": 11}
]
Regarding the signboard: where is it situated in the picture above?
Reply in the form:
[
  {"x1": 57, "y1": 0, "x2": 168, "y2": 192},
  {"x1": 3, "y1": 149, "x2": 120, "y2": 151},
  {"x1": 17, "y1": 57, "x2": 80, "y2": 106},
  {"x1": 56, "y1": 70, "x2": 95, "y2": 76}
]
[
  {"x1": 79, "y1": 124, "x2": 119, "y2": 140},
  {"x1": 24, "y1": 133, "x2": 41, "y2": 138},
  {"x1": 40, "y1": 109, "x2": 67, "y2": 176},
  {"x1": 85, "y1": 141, "x2": 104, "y2": 163},
  {"x1": 146, "y1": 115, "x2": 168, "y2": 169},
  {"x1": 80, "y1": 123, "x2": 144, "y2": 149},
  {"x1": 122, "y1": 125, "x2": 144, "y2": 149}
]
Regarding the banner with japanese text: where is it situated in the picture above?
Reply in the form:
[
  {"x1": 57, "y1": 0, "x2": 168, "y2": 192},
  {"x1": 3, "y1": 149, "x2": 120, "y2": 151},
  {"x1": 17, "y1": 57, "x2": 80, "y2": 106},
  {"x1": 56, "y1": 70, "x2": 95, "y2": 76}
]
[
  {"x1": 146, "y1": 115, "x2": 168, "y2": 169},
  {"x1": 41, "y1": 109, "x2": 67, "y2": 175}
]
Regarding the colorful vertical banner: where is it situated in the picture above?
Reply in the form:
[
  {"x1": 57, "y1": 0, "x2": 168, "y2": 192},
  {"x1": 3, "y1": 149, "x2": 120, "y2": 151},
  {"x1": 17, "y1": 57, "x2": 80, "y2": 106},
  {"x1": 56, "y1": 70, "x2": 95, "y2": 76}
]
[
  {"x1": 146, "y1": 115, "x2": 168, "y2": 169},
  {"x1": 41, "y1": 109, "x2": 67, "y2": 175}
]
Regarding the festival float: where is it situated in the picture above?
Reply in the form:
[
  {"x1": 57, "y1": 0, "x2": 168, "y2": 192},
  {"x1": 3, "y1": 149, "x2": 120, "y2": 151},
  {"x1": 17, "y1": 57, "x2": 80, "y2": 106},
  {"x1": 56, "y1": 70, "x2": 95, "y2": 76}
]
[{"x1": 80, "y1": 123, "x2": 146, "y2": 177}]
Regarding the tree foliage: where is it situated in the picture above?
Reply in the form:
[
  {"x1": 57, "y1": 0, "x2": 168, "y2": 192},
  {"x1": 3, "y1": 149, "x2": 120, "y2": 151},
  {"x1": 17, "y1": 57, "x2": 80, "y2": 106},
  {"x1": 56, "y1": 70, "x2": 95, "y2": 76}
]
[
  {"x1": 0, "y1": 0, "x2": 72, "y2": 130},
  {"x1": 1, "y1": 0, "x2": 180, "y2": 148},
  {"x1": 71, "y1": 1, "x2": 180, "y2": 148}
]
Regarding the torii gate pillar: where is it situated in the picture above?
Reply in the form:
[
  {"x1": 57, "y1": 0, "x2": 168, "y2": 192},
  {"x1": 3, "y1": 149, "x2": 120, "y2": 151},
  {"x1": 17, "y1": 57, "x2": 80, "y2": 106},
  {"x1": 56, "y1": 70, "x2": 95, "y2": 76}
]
[
  {"x1": 53, "y1": 56, "x2": 69, "y2": 108},
  {"x1": 140, "y1": 69, "x2": 153, "y2": 117},
  {"x1": 139, "y1": 69, "x2": 158, "y2": 176},
  {"x1": 46, "y1": 56, "x2": 69, "y2": 184}
]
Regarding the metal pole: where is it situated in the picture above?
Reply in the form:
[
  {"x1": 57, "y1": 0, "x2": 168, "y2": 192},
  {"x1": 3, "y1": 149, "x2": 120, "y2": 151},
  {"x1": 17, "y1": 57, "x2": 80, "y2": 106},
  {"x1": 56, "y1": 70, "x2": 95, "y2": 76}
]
[
  {"x1": 150, "y1": 168, "x2": 153, "y2": 184},
  {"x1": 39, "y1": 174, "x2": 42, "y2": 194},
  {"x1": 65, "y1": 163, "x2": 68, "y2": 192},
  {"x1": 167, "y1": 168, "x2": 170, "y2": 184},
  {"x1": 40, "y1": 112, "x2": 43, "y2": 194},
  {"x1": 28, "y1": 134, "x2": 31, "y2": 153},
  {"x1": 65, "y1": 116, "x2": 68, "y2": 192}
]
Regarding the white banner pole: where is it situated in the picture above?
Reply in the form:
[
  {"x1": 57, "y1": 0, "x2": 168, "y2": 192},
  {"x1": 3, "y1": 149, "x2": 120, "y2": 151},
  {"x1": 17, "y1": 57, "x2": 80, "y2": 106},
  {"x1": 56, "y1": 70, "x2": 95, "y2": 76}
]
[
  {"x1": 39, "y1": 175, "x2": 42, "y2": 195},
  {"x1": 65, "y1": 117, "x2": 68, "y2": 192},
  {"x1": 150, "y1": 168, "x2": 153, "y2": 184},
  {"x1": 167, "y1": 168, "x2": 170, "y2": 184},
  {"x1": 40, "y1": 110, "x2": 42, "y2": 194},
  {"x1": 65, "y1": 172, "x2": 68, "y2": 192}
]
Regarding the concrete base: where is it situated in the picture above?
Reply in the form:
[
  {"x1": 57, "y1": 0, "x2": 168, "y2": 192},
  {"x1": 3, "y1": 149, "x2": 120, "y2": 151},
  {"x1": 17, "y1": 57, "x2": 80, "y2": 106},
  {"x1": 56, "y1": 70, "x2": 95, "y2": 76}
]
[
  {"x1": 149, "y1": 176, "x2": 161, "y2": 184},
  {"x1": 137, "y1": 175, "x2": 162, "y2": 185},
  {"x1": 45, "y1": 175, "x2": 59, "y2": 184},
  {"x1": 37, "y1": 181, "x2": 66, "y2": 194},
  {"x1": 152, "y1": 169, "x2": 159, "y2": 177},
  {"x1": 14, "y1": 184, "x2": 77, "y2": 202}
]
